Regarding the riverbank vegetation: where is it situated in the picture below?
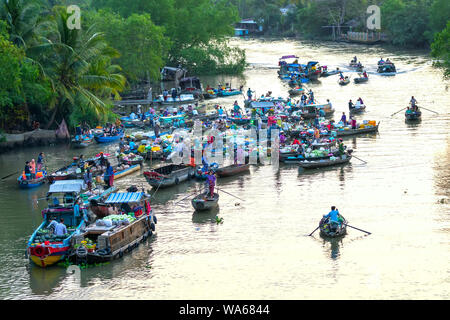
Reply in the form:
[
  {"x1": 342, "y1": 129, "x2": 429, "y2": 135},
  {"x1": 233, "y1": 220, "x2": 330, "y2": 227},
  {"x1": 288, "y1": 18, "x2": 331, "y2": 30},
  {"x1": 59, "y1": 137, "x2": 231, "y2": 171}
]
[{"x1": 0, "y1": 0, "x2": 245, "y2": 132}]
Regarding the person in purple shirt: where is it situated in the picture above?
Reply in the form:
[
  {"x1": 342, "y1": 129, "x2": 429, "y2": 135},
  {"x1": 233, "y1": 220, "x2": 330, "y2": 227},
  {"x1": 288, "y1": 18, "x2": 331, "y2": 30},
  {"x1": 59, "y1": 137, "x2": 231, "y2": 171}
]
[
  {"x1": 340, "y1": 112, "x2": 347, "y2": 125},
  {"x1": 206, "y1": 170, "x2": 216, "y2": 198}
]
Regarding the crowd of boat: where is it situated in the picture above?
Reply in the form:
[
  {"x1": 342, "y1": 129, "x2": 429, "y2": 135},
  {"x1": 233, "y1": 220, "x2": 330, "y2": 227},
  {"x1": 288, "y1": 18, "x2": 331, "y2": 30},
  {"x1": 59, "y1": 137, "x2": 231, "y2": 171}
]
[{"x1": 20, "y1": 53, "x2": 436, "y2": 268}]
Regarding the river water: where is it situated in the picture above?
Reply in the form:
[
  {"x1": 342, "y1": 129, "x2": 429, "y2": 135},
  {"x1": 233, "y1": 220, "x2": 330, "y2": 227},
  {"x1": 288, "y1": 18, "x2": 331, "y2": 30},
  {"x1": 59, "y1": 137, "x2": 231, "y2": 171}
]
[{"x1": 0, "y1": 38, "x2": 449, "y2": 300}]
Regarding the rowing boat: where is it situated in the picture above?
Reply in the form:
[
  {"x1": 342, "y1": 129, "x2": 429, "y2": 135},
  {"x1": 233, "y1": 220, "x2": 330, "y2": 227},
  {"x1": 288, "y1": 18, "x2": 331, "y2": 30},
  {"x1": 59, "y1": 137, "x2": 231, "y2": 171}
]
[
  {"x1": 143, "y1": 164, "x2": 194, "y2": 188},
  {"x1": 405, "y1": 110, "x2": 421, "y2": 121},
  {"x1": 339, "y1": 78, "x2": 350, "y2": 86},
  {"x1": 319, "y1": 215, "x2": 347, "y2": 238},
  {"x1": 18, "y1": 170, "x2": 47, "y2": 189},
  {"x1": 191, "y1": 192, "x2": 219, "y2": 211},
  {"x1": 297, "y1": 154, "x2": 352, "y2": 169},
  {"x1": 94, "y1": 131, "x2": 124, "y2": 143},
  {"x1": 215, "y1": 164, "x2": 250, "y2": 177},
  {"x1": 327, "y1": 123, "x2": 379, "y2": 137},
  {"x1": 349, "y1": 105, "x2": 366, "y2": 114},
  {"x1": 354, "y1": 77, "x2": 368, "y2": 84}
]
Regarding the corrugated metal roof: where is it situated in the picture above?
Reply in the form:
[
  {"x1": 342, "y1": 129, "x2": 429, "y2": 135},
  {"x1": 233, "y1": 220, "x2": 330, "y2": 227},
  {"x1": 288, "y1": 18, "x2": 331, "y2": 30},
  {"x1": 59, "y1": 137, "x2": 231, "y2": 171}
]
[
  {"x1": 48, "y1": 180, "x2": 85, "y2": 194},
  {"x1": 105, "y1": 192, "x2": 143, "y2": 204}
]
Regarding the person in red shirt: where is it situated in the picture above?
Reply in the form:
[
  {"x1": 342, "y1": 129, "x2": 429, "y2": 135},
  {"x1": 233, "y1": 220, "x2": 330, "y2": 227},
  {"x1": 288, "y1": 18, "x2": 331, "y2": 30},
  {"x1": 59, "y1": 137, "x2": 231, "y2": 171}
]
[{"x1": 292, "y1": 138, "x2": 300, "y2": 145}]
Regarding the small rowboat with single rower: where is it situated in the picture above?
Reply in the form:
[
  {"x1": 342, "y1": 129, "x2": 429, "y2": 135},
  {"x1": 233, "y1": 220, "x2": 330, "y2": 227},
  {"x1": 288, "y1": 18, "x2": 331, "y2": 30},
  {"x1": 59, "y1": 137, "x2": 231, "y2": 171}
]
[
  {"x1": 354, "y1": 77, "x2": 368, "y2": 84},
  {"x1": 405, "y1": 109, "x2": 421, "y2": 121},
  {"x1": 339, "y1": 78, "x2": 350, "y2": 86},
  {"x1": 191, "y1": 192, "x2": 219, "y2": 211},
  {"x1": 319, "y1": 214, "x2": 347, "y2": 238}
]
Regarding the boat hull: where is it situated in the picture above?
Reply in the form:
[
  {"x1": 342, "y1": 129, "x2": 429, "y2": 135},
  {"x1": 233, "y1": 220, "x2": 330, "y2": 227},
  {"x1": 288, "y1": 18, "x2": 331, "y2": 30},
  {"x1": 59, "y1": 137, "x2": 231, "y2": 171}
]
[
  {"x1": 191, "y1": 193, "x2": 219, "y2": 211},
  {"x1": 216, "y1": 164, "x2": 250, "y2": 177},
  {"x1": 298, "y1": 155, "x2": 352, "y2": 169}
]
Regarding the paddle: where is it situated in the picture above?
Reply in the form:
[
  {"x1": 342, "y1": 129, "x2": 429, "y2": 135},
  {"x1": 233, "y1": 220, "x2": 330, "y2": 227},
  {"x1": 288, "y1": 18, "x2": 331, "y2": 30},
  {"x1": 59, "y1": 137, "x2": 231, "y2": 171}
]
[
  {"x1": 351, "y1": 154, "x2": 367, "y2": 164},
  {"x1": 344, "y1": 224, "x2": 371, "y2": 235},
  {"x1": 1, "y1": 171, "x2": 18, "y2": 180},
  {"x1": 174, "y1": 191, "x2": 197, "y2": 205},
  {"x1": 308, "y1": 226, "x2": 320, "y2": 236},
  {"x1": 390, "y1": 107, "x2": 407, "y2": 117},
  {"x1": 216, "y1": 187, "x2": 245, "y2": 202},
  {"x1": 419, "y1": 106, "x2": 439, "y2": 114}
]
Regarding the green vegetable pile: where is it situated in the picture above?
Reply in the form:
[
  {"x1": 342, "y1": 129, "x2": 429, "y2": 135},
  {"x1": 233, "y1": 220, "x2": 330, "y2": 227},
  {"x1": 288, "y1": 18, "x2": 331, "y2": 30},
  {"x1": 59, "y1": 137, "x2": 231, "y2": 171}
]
[{"x1": 103, "y1": 214, "x2": 136, "y2": 223}]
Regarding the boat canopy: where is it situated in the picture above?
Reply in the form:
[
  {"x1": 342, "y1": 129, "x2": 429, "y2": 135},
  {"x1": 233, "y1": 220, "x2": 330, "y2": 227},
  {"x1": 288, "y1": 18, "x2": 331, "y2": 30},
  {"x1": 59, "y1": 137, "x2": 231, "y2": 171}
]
[
  {"x1": 105, "y1": 192, "x2": 144, "y2": 204},
  {"x1": 48, "y1": 180, "x2": 85, "y2": 194},
  {"x1": 307, "y1": 61, "x2": 319, "y2": 66},
  {"x1": 250, "y1": 101, "x2": 277, "y2": 108}
]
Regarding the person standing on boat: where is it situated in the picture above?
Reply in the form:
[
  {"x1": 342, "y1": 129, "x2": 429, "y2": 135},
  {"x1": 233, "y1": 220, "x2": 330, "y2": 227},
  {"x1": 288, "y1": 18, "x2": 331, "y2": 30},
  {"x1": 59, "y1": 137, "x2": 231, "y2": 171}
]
[
  {"x1": 338, "y1": 139, "x2": 345, "y2": 156},
  {"x1": 247, "y1": 88, "x2": 253, "y2": 101},
  {"x1": 24, "y1": 161, "x2": 31, "y2": 180},
  {"x1": 37, "y1": 152, "x2": 44, "y2": 171},
  {"x1": 206, "y1": 170, "x2": 216, "y2": 199},
  {"x1": 323, "y1": 206, "x2": 340, "y2": 231},
  {"x1": 340, "y1": 112, "x2": 347, "y2": 125},
  {"x1": 350, "y1": 117, "x2": 357, "y2": 129},
  {"x1": 348, "y1": 100, "x2": 354, "y2": 112},
  {"x1": 410, "y1": 96, "x2": 417, "y2": 108},
  {"x1": 301, "y1": 93, "x2": 307, "y2": 106},
  {"x1": 104, "y1": 162, "x2": 114, "y2": 187},
  {"x1": 84, "y1": 168, "x2": 93, "y2": 191},
  {"x1": 30, "y1": 159, "x2": 36, "y2": 178}
]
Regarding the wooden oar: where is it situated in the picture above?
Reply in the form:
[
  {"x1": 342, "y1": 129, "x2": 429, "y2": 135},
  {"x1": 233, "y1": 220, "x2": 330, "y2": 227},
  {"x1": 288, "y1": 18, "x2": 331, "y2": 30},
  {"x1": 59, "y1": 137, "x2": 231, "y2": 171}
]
[
  {"x1": 344, "y1": 224, "x2": 371, "y2": 235},
  {"x1": 419, "y1": 107, "x2": 439, "y2": 114},
  {"x1": 308, "y1": 226, "x2": 320, "y2": 236},
  {"x1": 1, "y1": 171, "x2": 18, "y2": 180},
  {"x1": 174, "y1": 192, "x2": 197, "y2": 205},
  {"x1": 351, "y1": 154, "x2": 367, "y2": 164},
  {"x1": 216, "y1": 187, "x2": 245, "y2": 202},
  {"x1": 391, "y1": 107, "x2": 407, "y2": 117}
]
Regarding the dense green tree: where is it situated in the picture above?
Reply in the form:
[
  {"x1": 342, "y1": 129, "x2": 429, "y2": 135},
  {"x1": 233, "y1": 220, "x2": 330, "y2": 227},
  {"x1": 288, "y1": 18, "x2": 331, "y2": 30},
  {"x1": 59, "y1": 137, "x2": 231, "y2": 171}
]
[
  {"x1": 37, "y1": 7, "x2": 125, "y2": 128},
  {"x1": 431, "y1": 21, "x2": 450, "y2": 78}
]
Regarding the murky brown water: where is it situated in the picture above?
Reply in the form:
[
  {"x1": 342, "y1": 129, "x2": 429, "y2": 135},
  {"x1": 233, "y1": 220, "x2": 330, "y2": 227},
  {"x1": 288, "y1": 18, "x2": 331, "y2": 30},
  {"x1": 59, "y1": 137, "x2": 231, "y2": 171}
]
[{"x1": 0, "y1": 38, "x2": 449, "y2": 299}]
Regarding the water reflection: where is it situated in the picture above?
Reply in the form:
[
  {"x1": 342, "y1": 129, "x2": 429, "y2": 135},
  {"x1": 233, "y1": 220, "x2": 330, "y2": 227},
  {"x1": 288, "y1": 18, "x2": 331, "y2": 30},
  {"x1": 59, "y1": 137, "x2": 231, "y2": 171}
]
[
  {"x1": 29, "y1": 265, "x2": 66, "y2": 295},
  {"x1": 322, "y1": 238, "x2": 343, "y2": 260}
]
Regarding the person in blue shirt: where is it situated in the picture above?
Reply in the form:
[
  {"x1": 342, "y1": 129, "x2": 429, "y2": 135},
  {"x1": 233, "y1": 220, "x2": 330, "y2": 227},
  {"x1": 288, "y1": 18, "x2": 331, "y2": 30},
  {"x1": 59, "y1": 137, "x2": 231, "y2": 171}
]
[
  {"x1": 247, "y1": 88, "x2": 253, "y2": 101},
  {"x1": 54, "y1": 218, "x2": 67, "y2": 236},
  {"x1": 324, "y1": 206, "x2": 340, "y2": 230}
]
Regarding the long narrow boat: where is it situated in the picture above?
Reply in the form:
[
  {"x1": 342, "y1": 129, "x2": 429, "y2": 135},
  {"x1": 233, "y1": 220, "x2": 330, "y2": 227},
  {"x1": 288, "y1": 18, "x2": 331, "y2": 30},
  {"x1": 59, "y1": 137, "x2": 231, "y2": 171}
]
[
  {"x1": 229, "y1": 116, "x2": 251, "y2": 125},
  {"x1": 113, "y1": 164, "x2": 141, "y2": 180},
  {"x1": 215, "y1": 164, "x2": 250, "y2": 178},
  {"x1": 191, "y1": 192, "x2": 219, "y2": 211},
  {"x1": 143, "y1": 164, "x2": 194, "y2": 188},
  {"x1": 27, "y1": 180, "x2": 88, "y2": 267},
  {"x1": 18, "y1": 170, "x2": 47, "y2": 189},
  {"x1": 319, "y1": 214, "x2": 347, "y2": 238},
  {"x1": 218, "y1": 89, "x2": 242, "y2": 97},
  {"x1": 334, "y1": 123, "x2": 379, "y2": 137},
  {"x1": 94, "y1": 131, "x2": 124, "y2": 143},
  {"x1": 69, "y1": 192, "x2": 156, "y2": 264},
  {"x1": 288, "y1": 87, "x2": 305, "y2": 96},
  {"x1": 297, "y1": 154, "x2": 352, "y2": 169}
]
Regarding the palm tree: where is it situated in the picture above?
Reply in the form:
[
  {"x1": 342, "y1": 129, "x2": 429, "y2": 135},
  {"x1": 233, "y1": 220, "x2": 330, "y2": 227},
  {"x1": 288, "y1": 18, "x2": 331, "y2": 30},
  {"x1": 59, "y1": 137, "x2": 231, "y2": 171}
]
[{"x1": 38, "y1": 8, "x2": 126, "y2": 128}]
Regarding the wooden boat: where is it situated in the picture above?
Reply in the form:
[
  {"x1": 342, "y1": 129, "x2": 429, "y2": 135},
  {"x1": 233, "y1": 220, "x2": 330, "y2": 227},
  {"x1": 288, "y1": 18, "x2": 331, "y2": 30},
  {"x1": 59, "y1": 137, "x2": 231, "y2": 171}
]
[
  {"x1": 319, "y1": 214, "x2": 347, "y2": 238},
  {"x1": 321, "y1": 70, "x2": 340, "y2": 77},
  {"x1": 69, "y1": 192, "x2": 156, "y2": 264},
  {"x1": 27, "y1": 180, "x2": 88, "y2": 267},
  {"x1": 333, "y1": 123, "x2": 379, "y2": 137},
  {"x1": 349, "y1": 61, "x2": 359, "y2": 68},
  {"x1": 48, "y1": 155, "x2": 110, "y2": 183},
  {"x1": 230, "y1": 116, "x2": 251, "y2": 125},
  {"x1": 143, "y1": 164, "x2": 194, "y2": 188},
  {"x1": 218, "y1": 89, "x2": 242, "y2": 97},
  {"x1": 354, "y1": 77, "x2": 368, "y2": 84},
  {"x1": 377, "y1": 63, "x2": 396, "y2": 75},
  {"x1": 71, "y1": 134, "x2": 94, "y2": 148},
  {"x1": 203, "y1": 91, "x2": 217, "y2": 99},
  {"x1": 94, "y1": 131, "x2": 124, "y2": 143},
  {"x1": 118, "y1": 154, "x2": 144, "y2": 166},
  {"x1": 288, "y1": 87, "x2": 305, "y2": 96},
  {"x1": 155, "y1": 94, "x2": 198, "y2": 105},
  {"x1": 18, "y1": 170, "x2": 47, "y2": 189},
  {"x1": 405, "y1": 109, "x2": 421, "y2": 121},
  {"x1": 350, "y1": 105, "x2": 366, "y2": 114},
  {"x1": 191, "y1": 192, "x2": 219, "y2": 211},
  {"x1": 215, "y1": 164, "x2": 250, "y2": 177},
  {"x1": 339, "y1": 78, "x2": 350, "y2": 86},
  {"x1": 297, "y1": 154, "x2": 352, "y2": 169},
  {"x1": 113, "y1": 164, "x2": 141, "y2": 180}
]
